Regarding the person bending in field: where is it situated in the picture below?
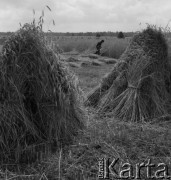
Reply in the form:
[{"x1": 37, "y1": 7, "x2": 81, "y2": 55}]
[{"x1": 95, "y1": 40, "x2": 104, "y2": 55}]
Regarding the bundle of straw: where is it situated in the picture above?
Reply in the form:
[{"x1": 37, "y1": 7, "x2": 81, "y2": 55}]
[
  {"x1": 84, "y1": 60, "x2": 128, "y2": 107},
  {"x1": 0, "y1": 23, "x2": 85, "y2": 163},
  {"x1": 85, "y1": 27, "x2": 171, "y2": 122}
]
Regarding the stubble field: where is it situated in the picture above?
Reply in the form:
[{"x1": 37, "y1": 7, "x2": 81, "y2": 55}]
[
  {"x1": 0, "y1": 34, "x2": 171, "y2": 179},
  {"x1": 45, "y1": 35, "x2": 171, "y2": 179}
]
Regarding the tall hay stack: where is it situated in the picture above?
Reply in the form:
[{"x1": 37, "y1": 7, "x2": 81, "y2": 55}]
[
  {"x1": 0, "y1": 24, "x2": 85, "y2": 163},
  {"x1": 85, "y1": 27, "x2": 171, "y2": 122}
]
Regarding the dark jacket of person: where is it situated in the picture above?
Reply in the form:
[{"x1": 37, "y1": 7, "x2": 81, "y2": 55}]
[{"x1": 95, "y1": 40, "x2": 104, "y2": 55}]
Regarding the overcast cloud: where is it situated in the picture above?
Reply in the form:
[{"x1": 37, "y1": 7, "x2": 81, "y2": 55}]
[{"x1": 0, "y1": 0, "x2": 170, "y2": 32}]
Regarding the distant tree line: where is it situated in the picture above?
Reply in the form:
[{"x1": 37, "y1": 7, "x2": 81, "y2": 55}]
[
  {"x1": 1, "y1": 31, "x2": 171, "y2": 38},
  {"x1": 0, "y1": 32, "x2": 13, "y2": 36},
  {"x1": 45, "y1": 31, "x2": 135, "y2": 37},
  {"x1": 45, "y1": 31, "x2": 171, "y2": 38},
  {"x1": 0, "y1": 31, "x2": 134, "y2": 38}
]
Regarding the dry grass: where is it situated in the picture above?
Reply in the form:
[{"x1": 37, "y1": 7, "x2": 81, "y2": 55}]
[
  {"x1": 48, "y1": 36, "x2": 129, "y2": 59},
  {"x1": 84, "y1": 60, "x2": 126, "y2": 107},
  {"x1": 90, "y1": 61, "x2": 101, "y2": 66},
  {"x1": 68, "y1": 62, "x2": 80, "y2": 68},
  {"x1": 71, "y1": 64, "x2": 113, "y2": 93},
  {"x1": 0, "y1": 23, "x2": 171, "y2": 180},
  {"x1": 85, "y1": 27, "x2": 171, "y2": 122},
  {"x1": 0, "y1": 41, "x2": 171, "y2": 179},
  {"x1": 0, "y1": 23, "x2": 85, "y2": 164},
  {"x1": 98, "y1": 58, "x2": 117, "y2": 64},
  {"x1": 0, "y1": 45, "x2": 3, "y2": 52},
  {"x1": 1, "y1": 114, "x2": 170, "y2": 179}
]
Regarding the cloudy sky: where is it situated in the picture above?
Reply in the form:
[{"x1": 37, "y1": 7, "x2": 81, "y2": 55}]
[{"x1": 0, "y1": 0, "x2": 171, "y2": 32}]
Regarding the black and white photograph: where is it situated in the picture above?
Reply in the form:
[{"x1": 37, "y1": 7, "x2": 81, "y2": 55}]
[{"x1": 0, "y1": 0, "x2": 171, "y2": 179}]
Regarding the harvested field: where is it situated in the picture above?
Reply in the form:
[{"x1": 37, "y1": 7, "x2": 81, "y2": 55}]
[
  {"x1": 85, "y1": 27, "x2": 171, "y2": 122},
  {"x1": 0, "y1": 23, "x2": 171, "y2": 180}
]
